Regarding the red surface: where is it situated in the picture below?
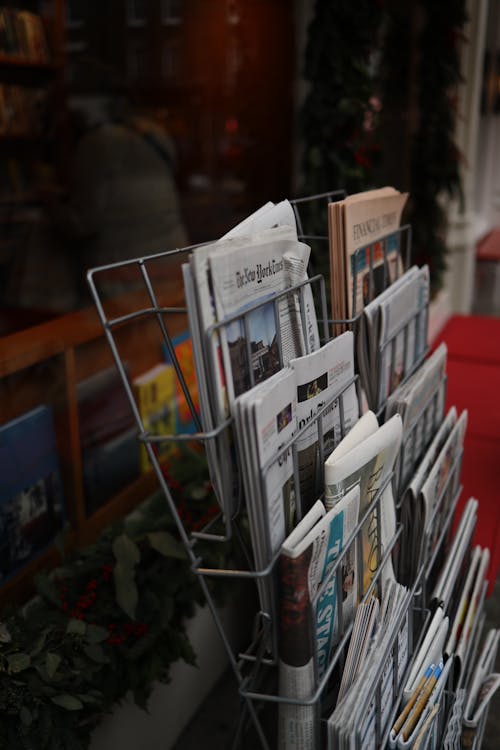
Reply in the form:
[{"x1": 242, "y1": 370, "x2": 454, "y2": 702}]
[
  {"x1": 434, "y1": 315, "x2": 500, "y2": 592},
  {"x1": 477, "y1": 229, "x2": 500, "y2": 262}
]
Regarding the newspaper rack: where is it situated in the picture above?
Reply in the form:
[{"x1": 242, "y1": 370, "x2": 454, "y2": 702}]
[{"x1": 86, "y1": 193, "x2": 487, "y2": 750}]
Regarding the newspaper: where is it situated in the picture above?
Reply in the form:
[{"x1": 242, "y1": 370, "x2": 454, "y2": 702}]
[
  {"x1": 234, "y1": 367, "x2": 297, "y2": 619},
  {"x1": 418, "y1": 409, "x2": 467, "y2": 572},
  {"x1": 398, "y1": 406, "x2": 457, "y2": 585},
  {"x1": 324, "y1": 411, "x2": 403, "y2": 596},
  {"x1": 385, "y1": 343, "x2": 447, "y2": 494},
  {"x1": 327, "y1": 581, "x2": 410, "y2": 750},
  {"x1": 431, "y1": 497, "x2": 478, "y2": 610},
  {"x1": 221, "y1": 198, "x2": 297, "y2": 239},
  {"x1": 185, "y1": 222, "x2": 320, "y2": 514},
  {"x1": 327, "y1": 187, "x2": 409, "y2": 327},
  {"x1": 356, "y1": 265, "x2": 429, "y2": 412},
  {"x1": 462, "y1": 629, "x2": 500, "y2": 748},
  {"x1": 391, "y1": 658, "x2": 453, "y2": 750},
  {"x1": 277, "y1": 487, "x2": 360, "y2": 750},
  {"x1": 289, "y1": 331, "x2": 359, "y2": 515}
]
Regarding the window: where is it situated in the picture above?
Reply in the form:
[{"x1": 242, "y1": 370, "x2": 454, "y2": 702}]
[
  {"x1": 127, "y1": 40, "x2": 148, "y2": 80},
  {"x1": 162, "y1": 39, "x2": 180, "y2": 81},
  {"x1": 126, "y1": 0, "x2": 147, "y2": 27},
  {"x1": 161, "y1": 0, "x2": 182, "y2": 26}
]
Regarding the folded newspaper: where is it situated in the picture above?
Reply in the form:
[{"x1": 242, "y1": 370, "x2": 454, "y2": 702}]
[
  {"x1": 324, "y1": 410, "x2": 403, "y2": 596},
  {"x1": 327, "y1": 581, "x2": 410, "y2": 750},
  {"x1": 277, "y1": 487, "x2": 360, "y2": 750},
  {"x1": 289, "y1": 331, "x2": 359, "y2": 515},
  {"x1": 461, "y1": 629, "x2": 500, "y2": 748},
  {"x1": 385, "y1": 342, "x2": 447, "y2": 495},
  {"x1": 356, "y1": 265, "x2": 429, "y2": 412},
  {"x1": 184, "y1": 204, "x2": 320, "y2": 514}
]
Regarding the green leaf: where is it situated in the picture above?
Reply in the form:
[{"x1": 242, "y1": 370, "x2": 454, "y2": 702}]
[
  {"x1": 66, "y1": 619, "x2": 86, "y2": 636},
  {"x1": 148, "y1": 531, "x2": 186, "y2": 559},
  {"x1": 20, "y1": 706, "x2": 32, "y2": 726},
  {"x1": 7, "y1": 652, "x2": 31, "y2": 673},
  {"x1": 45, "y1": 652, "x2": 62, "y2": 679},
  {"x1": 34, "y1": 574, "x2": 61, "y2": 607},
  {"x1": 51, "y1": 694, "x2": 83, "y2": 711},
  {"x1": 83, "y1": 644, "x2": 109, "y2": 664},
  {"x1": 112, "y1": 534, "x2": 140, "y2": 567},
  {"x1": 85, "y1": 624, "x2": 109, "y2": 644},
  {"x1": 114, "y1": 561, "x2": 138, "y2": 619},
  {"x1": 30, "y1": 627, "x2": 51, "y2": 657},
  {"x1": 76, "y1": 693, "x2": 101, "y2": 705}
]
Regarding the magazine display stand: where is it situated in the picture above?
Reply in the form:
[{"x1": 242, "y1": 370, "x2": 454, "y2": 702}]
[{"x1": 87, "y1": 193, "x2": 490, "y2": 750}]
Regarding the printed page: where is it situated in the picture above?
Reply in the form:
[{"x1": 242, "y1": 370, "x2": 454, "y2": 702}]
[{"x1": 290, "y1": 331, "x2": 359, "y2": 515}]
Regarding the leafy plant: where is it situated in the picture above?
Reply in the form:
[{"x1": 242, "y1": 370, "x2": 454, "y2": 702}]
[{"x1": 0, "y1": 446, "x2": 238, "y2": 750}]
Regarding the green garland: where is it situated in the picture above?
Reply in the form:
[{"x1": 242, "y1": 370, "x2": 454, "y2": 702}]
[
  {"x1": 299, "y1": 0, "x2": 385, "y2": 279},
  {"x1": 408, "y1": 0, "x2": 468, "y2": 294},
  {"x1": 299, "y1": 0, "x2": 468, "y2": 295},
  {"x1": 0, "y1": 447, "x2": 239, "y2": 750}
]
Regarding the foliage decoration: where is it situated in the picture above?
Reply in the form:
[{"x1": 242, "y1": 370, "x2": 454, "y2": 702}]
[
  {"x1": 0, "y1": 446, "x2": 238, "y2": 750},
  {"x1": 298, "y1": 0, "x2": 385, "y2": 285}
]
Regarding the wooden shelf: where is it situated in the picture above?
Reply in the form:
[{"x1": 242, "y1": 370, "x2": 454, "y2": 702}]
[{"x1": 0, "y1": 53, "x2": 58, "y2": 71}]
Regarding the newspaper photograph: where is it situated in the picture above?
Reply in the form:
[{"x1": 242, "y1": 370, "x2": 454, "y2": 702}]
[
  {"x1": 209, "y1": 229, "x2": 319, "y2": 408},
  {"x1": 290, "y1": 331, "x2": 359, "y2": 515},
  {"x1": 324, "y1": 411, "x2": 402, "y2": 596}
]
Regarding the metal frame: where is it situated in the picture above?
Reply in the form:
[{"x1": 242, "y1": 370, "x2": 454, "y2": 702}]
[{"x1": 85, "y1": 192, "x2": 480, "y2": 750}]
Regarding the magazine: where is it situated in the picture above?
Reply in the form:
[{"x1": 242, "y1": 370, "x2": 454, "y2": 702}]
[
  {"x1": 327, "y1": 187, "x2": 408, "y2": 328},
  {"x1": 289, "y1": 331, "x2": 359, "y2": 515},
  {"x1": 324, "y1": 411, "x2": 403, "y2": 596},
  {"x1": 277, "y1": 487, "x2": 360, "y2": 750}
]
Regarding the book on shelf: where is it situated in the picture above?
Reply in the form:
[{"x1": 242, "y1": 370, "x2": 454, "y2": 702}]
[
  {"x1": 77, "y1": 365, "x2": 139, "y2": 515},
  {"x1": 162, "y1": 329, "x2": 200, "y2": 435},
  {"x1": 132, "y1": 362, "x2": 176, "y2": 474},
  {"x1": 0, "y1": 8, "x2": 50, "y2": 61},
  {"x1": 327, "y1": 187, "x2": 408, "y2": 329},
  {"x1": 0, "y1": 404, "x2": 65, "y2": 582}
]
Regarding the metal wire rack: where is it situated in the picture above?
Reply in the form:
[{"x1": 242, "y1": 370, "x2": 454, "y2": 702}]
[{"x1": 86, "y1": 192, "x2": 483, "y2": 750}]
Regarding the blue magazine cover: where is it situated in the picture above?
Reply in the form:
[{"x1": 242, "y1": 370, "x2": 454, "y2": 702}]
[{"x1": 0, "y1": 404, "x2": 65, "y2": 582}]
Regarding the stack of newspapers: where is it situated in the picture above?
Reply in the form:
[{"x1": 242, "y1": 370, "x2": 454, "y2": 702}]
[
  {"x1": 327, "y1": 581, "x2": 411, "y2": 749},
  {"x1": 182, "y1": 199, "x2": 321, "y2": 515},
  {"x1": 389, "y1": 497, "x2": 496, "y2": 749},
  {"x1": 278, "y1": 409, "x2": 404, "y2": 749},
  {"x1": 327, "y1": 186, "x2": 408, "y2": 328},
  {"x1": 356, "y1": 264, "x2": 430, "y2": 413},
  {"x1": 176, "y1": 189, "x2": 494, "y2": 750}
]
